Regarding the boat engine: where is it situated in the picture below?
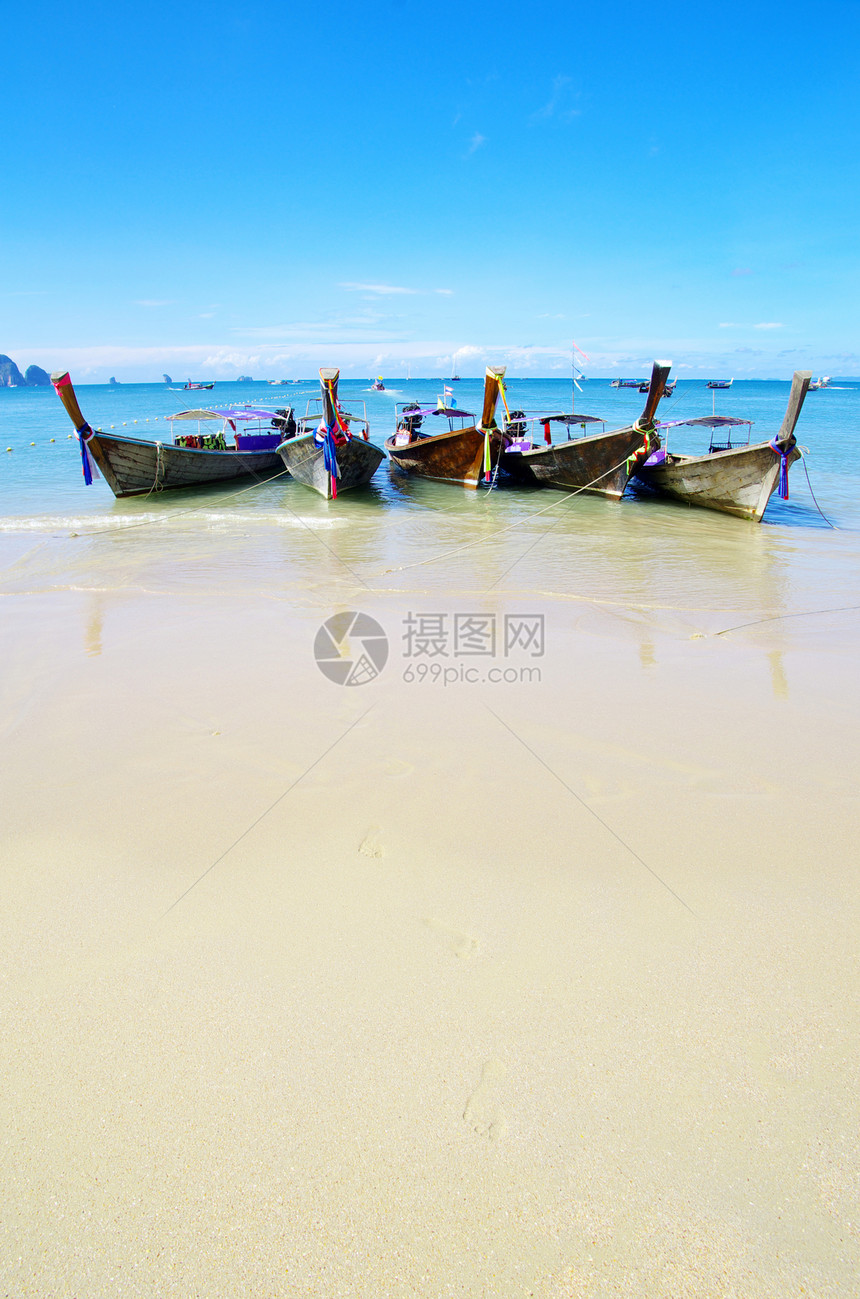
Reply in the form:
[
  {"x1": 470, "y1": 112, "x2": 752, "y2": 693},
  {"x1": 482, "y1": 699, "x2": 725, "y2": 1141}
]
[
  {"x1": 272, "y1": 406, "x2": 297, "y2": 438},
  {"x1": 505, "y1": 409, "x2": 527, "y2": 440},
  {"x1": 401, "y1": 403, "x2": 423, "y2": 437}
]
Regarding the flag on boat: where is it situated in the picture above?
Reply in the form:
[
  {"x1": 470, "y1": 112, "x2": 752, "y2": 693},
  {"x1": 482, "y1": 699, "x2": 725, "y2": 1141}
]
[{"x1": 443, "y1": 386, "x2": 456, "y2": 408}]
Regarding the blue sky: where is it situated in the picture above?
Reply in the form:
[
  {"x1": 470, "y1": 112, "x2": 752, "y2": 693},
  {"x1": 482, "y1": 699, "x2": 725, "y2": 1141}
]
[{"x1": 3, "y1": 0, "x2": 859, "y2": 380}]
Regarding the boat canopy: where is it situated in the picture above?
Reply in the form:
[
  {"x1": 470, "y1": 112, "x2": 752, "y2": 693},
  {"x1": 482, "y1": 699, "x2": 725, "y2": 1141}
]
[
  {"x1": 657, "y1": 415, "x2": 752, "y2": 430},
  {"x1": 505, "y1": 411, "x2": 605, "y2": 427},
  {"x1": 167, "y1": 406, "x2": 281, "y2": 422},
  {"x1": 400, "y1": 405, "x2": 476, "y2": 419},
  {"x1": 548, "y1": 413, "x2": 605, "y2": 426}
]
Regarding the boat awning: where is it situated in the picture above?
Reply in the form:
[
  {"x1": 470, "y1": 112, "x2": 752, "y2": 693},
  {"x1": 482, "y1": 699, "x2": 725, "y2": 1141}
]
[
  {"x1": 656, "y1": 415, "x2": 752, "y2": 429},
  {"x1": 167, "y1": 406, "x2": 281, "y2": 421},
  {"x1": 400, "y1": 406, "x2": 476, "y2": 419},
  {"x1": 509, "y1": 411, "x2": 605, "y2": 427}
]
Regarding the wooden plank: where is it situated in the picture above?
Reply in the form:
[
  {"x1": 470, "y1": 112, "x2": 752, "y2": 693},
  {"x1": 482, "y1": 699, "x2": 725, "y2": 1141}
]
[
  {"x1": 481, "y1": 367, "x2": 506, "y2": 429},
  {"x1": 776, "y1": 371, "x2": 812, "y2": 444},
  {"x1": 89, "y1": 431, "x2": 282, "y2": 497},
  {"x1": 639, "y1": 360, "x2": 672, "y2": 427},
  {"x1": 278, "y1": 432, "x2": 385, "y2": 498},
  {"x1": 319, "y1": 368, "x2": 339, "y2": 427},
  {"x1": 635, "y1": 441, "x2": 802, "y2": 521}
]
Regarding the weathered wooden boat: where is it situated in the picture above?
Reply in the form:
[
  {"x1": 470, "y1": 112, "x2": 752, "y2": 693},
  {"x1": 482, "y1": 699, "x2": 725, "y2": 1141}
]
[
  {"x1": 276, "y1": 368, "x2": 385, "y2": 499},
  {"x1": 500, "y1": 361, "x2": 671, "y2": 499},
  {"x1": 385, "y1": 367, "x2": 506, "y2": 488},
  {"x1": 707, "y1": 378, "x2": 733, "y2": 389},
  {"x1": 51, "y1": 371, "x2": 289, "y2": 497},
  {"x1": 611, "y1": 378, "x2": 643, "y2": 389},
  {"x1": 371, "y1": 376, "x2": 385, "y2": 391},
  {"x1": 634, "y1": 370, "x2": 811, "y2": 521}
]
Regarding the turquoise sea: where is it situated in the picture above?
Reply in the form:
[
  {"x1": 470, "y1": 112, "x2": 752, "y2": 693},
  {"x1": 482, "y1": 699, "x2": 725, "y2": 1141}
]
[{"x1": 1, "y1": 376, "x2": 858, "y2": 623}]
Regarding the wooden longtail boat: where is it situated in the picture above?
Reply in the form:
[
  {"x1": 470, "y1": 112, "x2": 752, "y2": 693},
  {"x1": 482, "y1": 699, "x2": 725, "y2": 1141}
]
[
  {"x1": 51, "y1": 371, "x2": 288, "y2": 497},
  {"x1": 385, "y1": 367, "x2": 506, "y2": 487},
  {"x1": 634, "y1": 370, "x2": 811, "y2": 522},
  {"x1": 501, "y1": 361, "x2": 672, "y2": 499},
  {"x1": 276, "y1": 368, "x2": 385, "y2": 499}
]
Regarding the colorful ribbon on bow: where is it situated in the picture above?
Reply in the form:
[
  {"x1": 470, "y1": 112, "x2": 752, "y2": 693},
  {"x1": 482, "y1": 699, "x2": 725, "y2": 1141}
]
[
  {"x1": 769, "y1": 439, "x2": 791, "y2": 499},
  {"x1": 625, "y1": 430, "x2": 654, "y2": 475},
  {"x1": 316, "y1": 376, "x2": 352, "y2": 497},
  {"x1": 77, "y1": 423, "x2": 99, "y2": 485},
  {"x1": 481, "y1": 373, "x2": 511, "y2": 482}
]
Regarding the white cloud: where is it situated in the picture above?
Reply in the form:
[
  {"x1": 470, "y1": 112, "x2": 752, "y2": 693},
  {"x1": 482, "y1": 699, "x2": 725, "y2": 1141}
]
[
  {"x1": 339, "y1": 282, "x2": 418, "y2": 296},
  {"x1": 719, "y1": 321, "x2": 783, "y2": 329},
  {"x1": 466, "y1": 133, "x2": 486, "y2": 155},
  {"x1": 16, "y1": 335, "x2": 821, "y2": 384},
  {"x1": 531, "y1": 75, "x2": 580, "y2": 123}
]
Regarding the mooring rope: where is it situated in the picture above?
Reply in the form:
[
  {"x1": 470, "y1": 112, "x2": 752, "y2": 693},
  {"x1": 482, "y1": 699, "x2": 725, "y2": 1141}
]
[
  {"x1": 379, "y1": 443, "x2": 646, "y2": 578},
  {"x1": 798, "y1": 449, "x2": 836, "y2": 528}
]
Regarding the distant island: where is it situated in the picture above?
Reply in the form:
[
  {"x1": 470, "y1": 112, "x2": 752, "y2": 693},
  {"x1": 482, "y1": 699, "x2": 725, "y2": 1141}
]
[
  {"x1": 236, "y1": 375, "x2": 253, "y2": 383},
  {"x1": 0, "y1": 355, "x2": 51, "y2": 387}
]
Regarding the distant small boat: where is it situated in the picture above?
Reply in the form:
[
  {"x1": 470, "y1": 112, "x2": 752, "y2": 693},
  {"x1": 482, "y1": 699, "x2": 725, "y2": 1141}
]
[
  {"x1": 639, "y1": 378, "x2": 675, "y2": 394},
  {"x1": 51, "y1": 372, "x2": 289, "y2": 497},
  {"x1": 707, "y1": 379, "x2": 733, "y2": 389},
  {"x1": 809, "y1": 376, "x2": 831, "y2": 390},
  {"x1": 184, "y1": 380, "x2": 215, "y2": 390},
  {"x1": 371, "y1": 376, "x2": 385, "y2": 391},
  {"x1": 635, "y1": 371, "x2": 811, "y2": 522},
  {"x1": 277, "y1": 368, "x2": 385, "y2": 499}
]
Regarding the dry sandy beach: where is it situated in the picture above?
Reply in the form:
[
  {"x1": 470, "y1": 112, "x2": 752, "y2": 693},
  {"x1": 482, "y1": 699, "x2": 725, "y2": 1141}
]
[{"x1": 1, "y1": 499, "x2": 859, "y2": 1297}]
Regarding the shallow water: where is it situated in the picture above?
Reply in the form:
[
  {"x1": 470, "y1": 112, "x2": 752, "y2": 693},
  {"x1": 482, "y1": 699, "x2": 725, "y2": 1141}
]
[{"x1": 1, "y1": 379, "x2": 858, "y2": 630}]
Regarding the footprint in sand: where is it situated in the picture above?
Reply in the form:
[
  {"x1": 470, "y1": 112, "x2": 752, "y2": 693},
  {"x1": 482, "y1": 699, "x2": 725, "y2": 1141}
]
[
  {"x1": 464, "y1": 1059, "x2": 507, "y2": 1140},
  {"x1": 424, "y1": 917, "x2": 478, "y2": 960},
  {"x1": 358, "y1": 827, "x2": 384, "y2": 858}
]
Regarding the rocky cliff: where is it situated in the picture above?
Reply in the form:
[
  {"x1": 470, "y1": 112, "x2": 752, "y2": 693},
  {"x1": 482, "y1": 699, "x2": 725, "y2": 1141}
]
[
  {"x1": 0, "y1": 355, "x2": 27, "y2": 386},
  {"x1": 0, "y1": 355, "x2": 54, "y2": 386}
]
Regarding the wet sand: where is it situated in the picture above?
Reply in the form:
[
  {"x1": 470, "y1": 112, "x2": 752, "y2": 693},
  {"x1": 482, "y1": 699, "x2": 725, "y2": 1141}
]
[{"x1": 1, "y1": 526, "x2": 859, "y2": 1296}]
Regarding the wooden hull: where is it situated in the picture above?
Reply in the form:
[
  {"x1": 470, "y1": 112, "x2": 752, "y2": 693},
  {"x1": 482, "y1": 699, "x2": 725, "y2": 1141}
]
[
  {"x1": 277, "y1": 433, "x2": 385, "y2": 499},
  {"x1": 385, "y1": 427, "x2": 500, "y2": 488},
  {"x1": 86, "y1": 430, "x2": 282, "y2": 498},
  {"x1": 501, "y1": 424, "x2": 655, "y2": 499},
  {"x1": 634, "y1": 440, "x2": 801, "y2": 521}
]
